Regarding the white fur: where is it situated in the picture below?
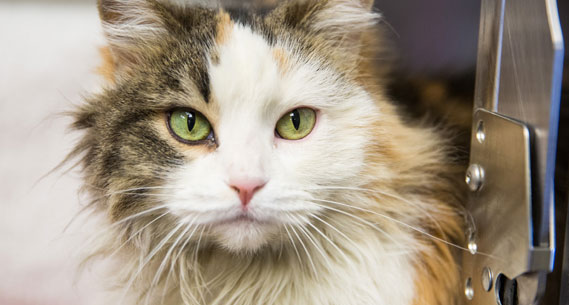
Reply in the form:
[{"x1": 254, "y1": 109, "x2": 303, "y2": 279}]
[{"x1": 161, "y1": 23, "x2": 417, "y2": 305}]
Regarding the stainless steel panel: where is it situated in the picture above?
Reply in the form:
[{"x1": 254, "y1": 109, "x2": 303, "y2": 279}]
[
  {"x1": 474, "y1": 0, "x2": 505, "y2": 111},
  {"x1": 496, "y1": 0, "x2": 564, "y2": 246},
  {"x1": 466, "y1": 0, "x2": 564, "y2": 303},
  {"x1": 462, "y1": 109, "x2": 545, "y2": 304}
]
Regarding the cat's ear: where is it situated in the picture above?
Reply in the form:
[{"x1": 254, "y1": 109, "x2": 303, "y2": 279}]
[
  {"x1": 97, "y1": 0, "x2": 170, "y2": 79},
  {"x1": 268, "y1": 0, "x2": 380, "y2": 67}
]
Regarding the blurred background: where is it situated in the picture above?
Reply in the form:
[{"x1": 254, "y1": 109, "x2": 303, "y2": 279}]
[{"x1": 0, "y1": 1, "x2": 566, "y2": 305}]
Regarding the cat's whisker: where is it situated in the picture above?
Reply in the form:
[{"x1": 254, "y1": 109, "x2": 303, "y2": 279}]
[
  {"x1": 74, "y1": 204, "x2": 171, "y2": 257},
  {"x1": 277, "y1": 226, "x2": 285, "y2": 260},
  {"x1": 313, "y1": 185, "x2": 463, "y2": 218},
  {"x1": 309, "y1": 185, "x2": 449, "y2": 235},
  {"x1": 314, "y1": 213, "x2": 417, "y2": 258},
  {"x1": 120, "y1": 221, "x2": 186, "y2": 305},
  {"x1": 108, "y1": 211, "x2": 170, "y2": 259},
  {"x1": 178, "y1": 258, "x2": 202, "y2": 305},
  {"x1": 160, "y1": 219, "x2": 203, "y2": 304},
  {"x1": 82, "y1": 182, "x2": 182, "y2": 192},
  {"x1": 304, "y1": 213, "x2": 353, "y2": 265},
  {"x1": 287, "y1": 224, "x2": 319, "y2": 281},
  {"x1": 312, "y1": 198, "x2": 502, "y2": 261},
  {"x1": 310, "y1": 201, "x2": 409, "y2": 251},
  {"x1": 283, "y1": 224, "x2": 304, "y2": 272},
  {"x1": 316, "y1": 185, "x2": 459, "y2": 214},
  {"x1": 310, "y1": 213, "x2": 360, "y2": 251},
  {"x1": 80, "y1": 188, "x2": 182, "y2": 206},
  {"x1": 305, "y1": 221, "x2": 352, "y2": 267},
  {"x1": 105, "y1": 192, "x2": 182, "y2": 199},
  {"x1": 175, "y1": 224, "x2": 209, "y2": 305},
  {"x1": 192, "y1": 225, "x2": 208, "y2": 303},
  {"x1": 286, "y1": 214, "x2": 335, "y2": 272},
  {"x1": 107, "y1": 185, "x2": 186, "y2": 195},
  {"x1": 150, "y1": 217, "x2": 199, "y2": 305}
]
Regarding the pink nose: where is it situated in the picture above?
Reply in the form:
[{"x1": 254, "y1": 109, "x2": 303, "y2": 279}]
[{"x1": 229, "y1": 180, "x2": 266, "y2": 207}]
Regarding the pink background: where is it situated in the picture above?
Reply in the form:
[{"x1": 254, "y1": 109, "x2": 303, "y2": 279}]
[{"x1": 0, "y1": 3, "x2": 107, "y2": 305}]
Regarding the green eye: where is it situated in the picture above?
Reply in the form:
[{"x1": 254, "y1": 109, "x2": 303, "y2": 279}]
[
  {"x1": 168, "y1": 109, "x2": 212, "y2": 142},
  {"x1": 275, "y1": 108, "x2": 316, "y2": 140}
]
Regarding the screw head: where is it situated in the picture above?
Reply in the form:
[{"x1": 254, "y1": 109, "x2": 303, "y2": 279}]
[
  {"x1": 465, "y1": 277, "x2": 474, "y2": 300},
  {"x1": 476, "y1": 120, "x2": 486, "y2": 143},
  {"x1": 465, "y1": 164, "x2": 484, "y2": 192},
  {"x1": 481, "y1": 267, "x2": 493, "y2": 292},
  {"x1": 468, "y1": 240, "x2": 478, "y2": 255}
]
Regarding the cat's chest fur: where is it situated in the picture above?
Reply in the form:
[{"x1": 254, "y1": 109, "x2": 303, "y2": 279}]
[{"x1": 186, "y1": 235, "x2": 417, "y2": 305}]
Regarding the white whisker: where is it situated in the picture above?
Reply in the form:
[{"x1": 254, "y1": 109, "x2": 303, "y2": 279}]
[
  {"x1": 303, "y1": 214, "x2": 352, "y2": 266},
  {"x1": 108, "y1": 211, "x2": 170, "y2": 259},
  {"x1": 147, "y1": 218, "x2": 198, "y2": 305},
  {"x1": 74, "y1": 204, "x2": 171, "y2": 257},
  {"x1": 310, "y1": 200, "x2": 409, "y2": 251},
  {"x1": 310, "y1": 185, "x2": 450, "y2": 235},
  {"x1": 283, "y1": 224, "x2": 303, "y2": 271},
  {"x1": 287, "y1": 214, "x2": 334, "y2": 272},
  {"x1": 288, "y1": 224, "x2": 319, "y2": 280},
  {"x1": 313, "y1": 198, "x2": 501, "y2": 260},
  {"x1": 119, "y1": 221, "x2": 186, "y2": 304}
]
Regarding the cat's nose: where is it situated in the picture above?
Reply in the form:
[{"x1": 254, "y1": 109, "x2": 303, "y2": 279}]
[{"x1": 229, "y1": 180, "x2": 267, "y2": 207}]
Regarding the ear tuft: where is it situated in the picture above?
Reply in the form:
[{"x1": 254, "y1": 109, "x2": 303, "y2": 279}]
[
  {"x1": 97, "y1": 0, "x2": 169, "y2": 75},
  {"x1": 270, "y1": 0, "x2": 381, "y2": 70},
  {"x1": 310, "y1": 0, "x2": 380, "y2": 40},
  {"x1": 98, "y1": 0, "x2": 167, "y2": 43}
]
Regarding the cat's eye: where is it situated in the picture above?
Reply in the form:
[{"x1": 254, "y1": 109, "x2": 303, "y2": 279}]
[
  {"x1": 168, "y1": 109, "x2": 212, "y2": 143},
  {"x1": 275, "y1": 108, "x2": 316, "y2": 140}
]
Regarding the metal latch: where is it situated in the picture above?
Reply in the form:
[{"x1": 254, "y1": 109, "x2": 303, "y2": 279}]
[{"x1": 462, "y1": 109, "x2": 554, "y2": 304}]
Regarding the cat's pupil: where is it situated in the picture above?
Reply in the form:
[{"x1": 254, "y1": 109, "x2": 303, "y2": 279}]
[
  {"x1": 186, "y1": 111, "x2": 196, "y2": 131},
  {"x1": 290, "y1": 110, "x2": 300, "y2": 130}
]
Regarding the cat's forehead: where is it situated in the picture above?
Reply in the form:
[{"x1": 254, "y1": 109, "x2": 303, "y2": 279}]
[
  {"x1": 163, "y1": 10, "x2": 334, "y2": 116},
  {"x1": 98, "y1": 1, "x2": 378, "y2": 118},
  {"x1": 210, "y1": 16, "x2": 284, "y2": 111}
]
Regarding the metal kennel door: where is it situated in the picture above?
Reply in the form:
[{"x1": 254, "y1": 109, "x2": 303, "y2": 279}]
[{"x1": 461, "y1": 0, "x2": 564, "y2": 304}]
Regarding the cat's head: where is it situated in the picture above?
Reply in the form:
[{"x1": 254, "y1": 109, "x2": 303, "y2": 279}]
[{"x1": 74, "y1": 0, "x2": 406, "y2": 253}]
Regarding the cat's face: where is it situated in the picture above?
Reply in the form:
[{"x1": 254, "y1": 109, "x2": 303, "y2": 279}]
[
  {"x1": 165, "y1": 22, "x2": 381, "y2": 251},
  {"x1": 76, "y1": 0, "x2": 388, "y2": 252}
]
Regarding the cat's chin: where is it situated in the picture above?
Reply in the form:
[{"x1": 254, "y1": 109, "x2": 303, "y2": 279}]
[{"x1": 213, "y1": 218, "x2": 277, "y2": 253}]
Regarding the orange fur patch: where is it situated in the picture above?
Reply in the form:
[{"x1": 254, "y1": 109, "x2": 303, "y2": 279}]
[
  {"x1": 411, "y1": 218, "x2": 462, "y2": 305},
  {"x1": 272, "y1": 48, "x2": 290, "y2": 74},
  {"x1": 215, "y1": 10, "x2": 234, "y2": 46},
  {"x1": 362, "y1": 104, "x2": 465, "y2": 305},
  {"x1": 96, "y1": 46, "x2": 116, "y2": 83}
]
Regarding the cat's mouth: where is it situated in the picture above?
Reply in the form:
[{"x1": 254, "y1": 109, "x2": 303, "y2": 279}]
[
  {"x1": 216, "y1": 212, "x2": 268, "y2": 226},
  {"x1": 209, "y1": 210, "x2": 280, "y2": 252}
]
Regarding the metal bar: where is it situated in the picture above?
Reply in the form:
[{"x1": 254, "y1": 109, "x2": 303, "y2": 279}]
[
  {"x1": 496, "y1": 0, "x2": 564, "y2": 247},
  {"x1": 474, "y1": 0, "x2": 505, "y2": 111}
]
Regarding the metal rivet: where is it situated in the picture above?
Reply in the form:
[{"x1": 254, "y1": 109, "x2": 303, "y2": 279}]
[
  {"x1": 481, "y1": 267, "x2": 493, "y2": 292},
  {"x1": 465, "y1": 164, "x2": 485, "y2": 192},
  {"x1": 465, "y1": 277, "x2": 474, "y2": 300},
  {"x1": 476, "y1": 120, "x2": 486, "y2": 143},
  {"x1": 468, "y1": 240, "x2": 478, "y2": 255}
]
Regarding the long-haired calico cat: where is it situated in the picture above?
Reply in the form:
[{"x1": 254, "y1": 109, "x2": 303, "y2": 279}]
[{"x1": 71, "y1": 0, "x2": 466, "y2": 304}]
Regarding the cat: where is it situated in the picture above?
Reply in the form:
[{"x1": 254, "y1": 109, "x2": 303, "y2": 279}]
[{"x1": 71, "y1": 0, "x2": 466, "y2": 304}]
